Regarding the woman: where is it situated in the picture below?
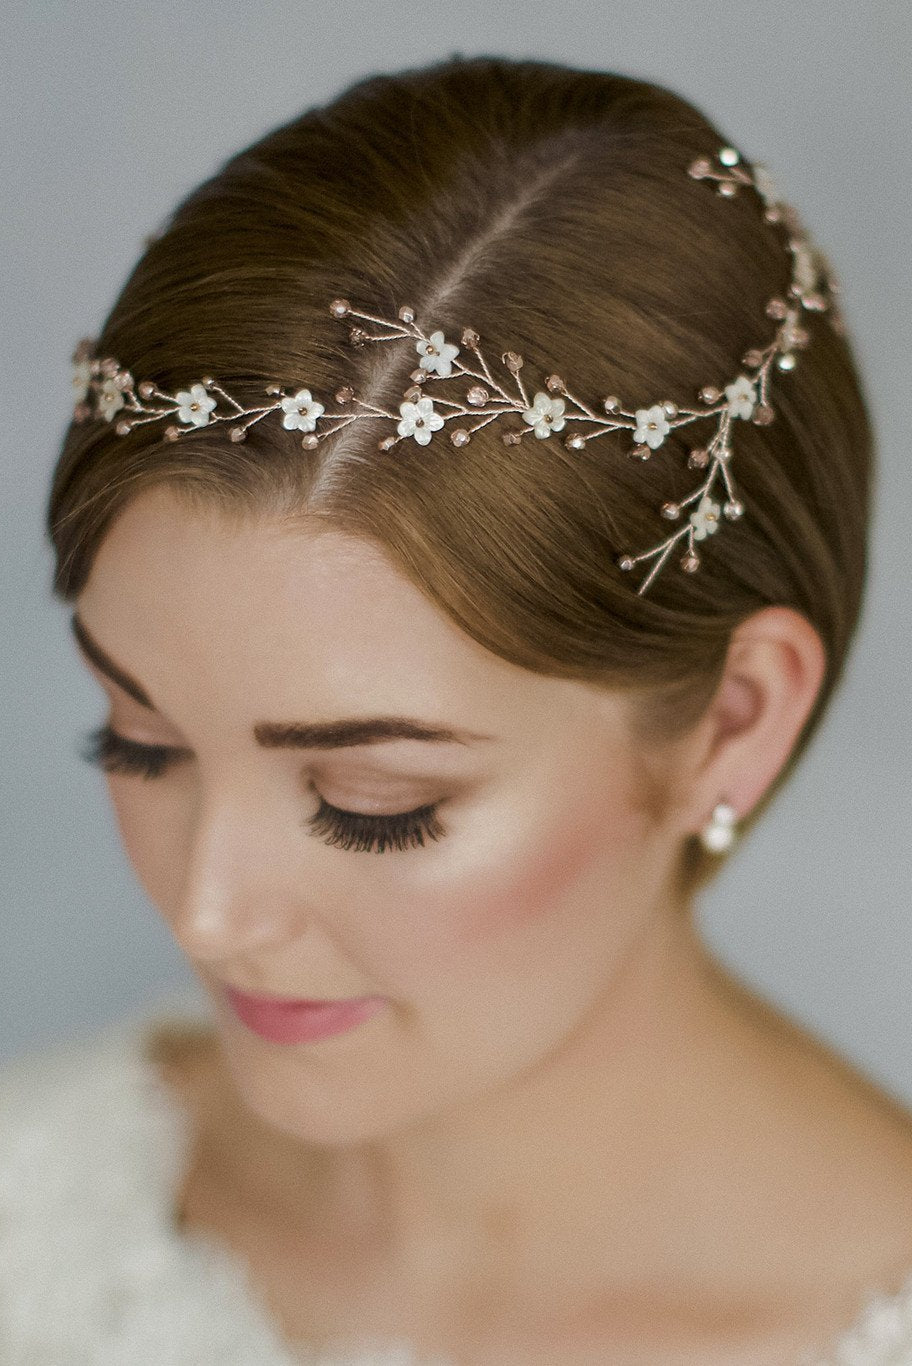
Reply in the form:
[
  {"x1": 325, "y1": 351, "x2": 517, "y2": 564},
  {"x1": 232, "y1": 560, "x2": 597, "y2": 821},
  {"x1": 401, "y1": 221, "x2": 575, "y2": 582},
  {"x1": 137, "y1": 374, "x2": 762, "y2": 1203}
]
[{"x1": 5, "y1": 53, "x2": 912, "y2": 1365}]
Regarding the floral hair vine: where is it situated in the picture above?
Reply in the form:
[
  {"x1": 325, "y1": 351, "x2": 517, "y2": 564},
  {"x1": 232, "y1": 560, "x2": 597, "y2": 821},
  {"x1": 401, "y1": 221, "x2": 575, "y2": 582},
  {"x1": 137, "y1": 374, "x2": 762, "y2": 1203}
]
[{"x1": 70, "y1": 144, "x2": 843, "y2": 595}]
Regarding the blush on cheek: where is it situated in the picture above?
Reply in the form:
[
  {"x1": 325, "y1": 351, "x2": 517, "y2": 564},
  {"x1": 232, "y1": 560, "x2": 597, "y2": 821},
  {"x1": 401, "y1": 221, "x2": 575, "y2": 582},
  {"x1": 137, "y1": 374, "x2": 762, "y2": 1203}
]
[{"x1": 455, "y1": 789, "x2": 639, "y2": 944}]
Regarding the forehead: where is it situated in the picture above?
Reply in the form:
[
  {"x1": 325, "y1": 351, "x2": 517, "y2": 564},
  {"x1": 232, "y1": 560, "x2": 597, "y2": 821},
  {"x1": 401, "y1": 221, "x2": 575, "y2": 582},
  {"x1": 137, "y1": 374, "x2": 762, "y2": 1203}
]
[{"x1": 76, "y1": 485, "x2": 618, "y2": 746}]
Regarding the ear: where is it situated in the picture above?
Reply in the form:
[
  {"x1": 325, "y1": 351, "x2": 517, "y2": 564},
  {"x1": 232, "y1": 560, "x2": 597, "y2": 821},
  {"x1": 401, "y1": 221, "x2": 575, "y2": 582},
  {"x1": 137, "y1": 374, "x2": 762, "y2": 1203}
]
[{"x1": 673, "y1": 606, "x2": 827, "y2": 836}]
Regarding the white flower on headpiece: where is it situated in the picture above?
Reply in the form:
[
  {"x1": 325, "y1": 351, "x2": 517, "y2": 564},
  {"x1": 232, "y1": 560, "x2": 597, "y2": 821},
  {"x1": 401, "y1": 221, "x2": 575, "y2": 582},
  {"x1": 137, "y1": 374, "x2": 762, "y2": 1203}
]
[
  {"x1": 175, "y1": 383, "x2": 217, "y2": 427},
  {"x1": 280, "y1": 389, "x2": 325, "y2": 432},
  {"x1": 632, "y1": 404, "x2": 671, "y2": 450},
  {"x1": 689, "y1": 495, "x2": 721, "y2": 541},
  {"x1": 751, "y1": 163, "x2": 780, "y2": 208},
  {"x1": 416, "y1": 330, "x2": 460, "y2": 378},
  {"x1": 397, "y1": 395, "x2": 445, "y2": 446},
  {"x1": 72, "y1": 360, "x2": 92, "y2": 404},
  {"x1": 97, "y1": 378, "x2": 126, "y2": 422},
  {"x1": 724, "y1": 374, "x2": 756, "y2": 419},
  {"x1": 791, "y1": 240, "x2": 818, "y2": 294},
  {"x1": 522, "y1": 391, "x2": 566, "y2": 439}
]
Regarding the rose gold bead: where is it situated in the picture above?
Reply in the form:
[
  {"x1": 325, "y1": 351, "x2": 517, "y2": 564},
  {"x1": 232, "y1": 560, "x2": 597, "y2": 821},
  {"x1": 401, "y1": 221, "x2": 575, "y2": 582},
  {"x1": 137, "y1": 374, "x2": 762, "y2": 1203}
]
[
  {"x1": 115, "y1": 420, "x2": 132, "y2": 435},
  {"x1": 742, "y1": 349, "x2": 765, "y2": 367},
  {"x1": 688, "y1": 157, "x2": 712, "y2": 179},
  {"x1": 330, "y1": 298, "x2": 351, "y2": 318},
  {"x1": 617, "y1": 554, "x2": 635, "y2": 571},
  {"x1": 699, "y1": 385, "x2": 721, "y2": 404},
  {"x1": 766, "y1": 298, "x2": 788, "y2": 320},
  {"x1": 461, "y1": 328, "x2": 479, "y2": 348},
  {"x1": 752, "y1": 403, "x2": 775, "y2": 425},
  {"x1": 603, "y1": 395, "x2": 621, "y2": 413},
  {"x1": 502, "y1": 351, "x2": 523, "y2": 372},
  {"x1": 466, "y1": 385, "x2": 488, "y2": 406},
  {"x1": 564, "y1": 434, "x2": 585, "y2": 450},
  {"x1": 545, "y1": 375, "x2": 566, "y2": 394},
  {"x1": 229, "y1": 426, "x2": 246, "y2": 442},
  {"x1": 164, "y1": 425, "x2": 181, "y2": 442},
  {"x1": 301, "y1": 433, "x2": 320, "y2": 449},
  {"x1": 138, "y1": 381, "x2": 156, "y2": 400},
  {"x1": 501, "y1": 430, "x2": 523, "y2": 446},
  {"x1": 398, "y1": 305, "x2": 416, "y2": 323},
  {"x1": 450, "y1": 428, "x2": 471, "y2": 446},
  {"x1": 688, "y1": 447, "x2": 710, "y2": 468},
  {"x1": 680, "y1": 552, "x2": 701, "y2": 573},
  {"x1": 661, "y1": 502, "x2": 681, "y2": 520}
]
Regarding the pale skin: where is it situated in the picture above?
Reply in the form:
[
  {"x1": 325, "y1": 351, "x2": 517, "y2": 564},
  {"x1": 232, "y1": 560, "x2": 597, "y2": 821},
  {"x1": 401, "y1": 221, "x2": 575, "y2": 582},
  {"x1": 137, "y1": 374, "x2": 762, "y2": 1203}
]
[{"x1": 72, "y1": 483, "x2": 912, "y2": 1365}]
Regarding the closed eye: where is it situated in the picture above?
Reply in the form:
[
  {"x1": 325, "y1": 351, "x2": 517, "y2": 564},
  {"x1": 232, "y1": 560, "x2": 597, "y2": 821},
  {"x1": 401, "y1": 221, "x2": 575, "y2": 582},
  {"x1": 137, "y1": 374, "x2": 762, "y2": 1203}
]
[{"x1": 77, "y1": 723, "x2": 446, "y2": 853}]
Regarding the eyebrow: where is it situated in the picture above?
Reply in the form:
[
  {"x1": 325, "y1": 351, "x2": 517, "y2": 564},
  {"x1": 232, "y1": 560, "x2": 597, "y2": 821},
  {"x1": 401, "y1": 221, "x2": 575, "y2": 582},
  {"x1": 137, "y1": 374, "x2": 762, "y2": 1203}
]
[{"x1": 69, "y1": 612, "x2": 494, "y2": 751}]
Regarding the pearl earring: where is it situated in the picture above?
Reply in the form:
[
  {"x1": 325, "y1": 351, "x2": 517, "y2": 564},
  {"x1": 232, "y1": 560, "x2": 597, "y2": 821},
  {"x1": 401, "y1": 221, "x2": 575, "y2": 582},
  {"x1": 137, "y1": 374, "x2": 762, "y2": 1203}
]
[{"x1": 700, "y1": 801, "x2": 739, "y2": 853}]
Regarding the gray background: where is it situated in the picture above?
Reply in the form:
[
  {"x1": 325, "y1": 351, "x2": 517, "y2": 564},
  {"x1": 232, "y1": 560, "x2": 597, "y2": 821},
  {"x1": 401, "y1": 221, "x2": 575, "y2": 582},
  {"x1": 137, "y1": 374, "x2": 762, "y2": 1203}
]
[{"x1": 2, "y1": 4, "x2": 910, "y2": 1093}]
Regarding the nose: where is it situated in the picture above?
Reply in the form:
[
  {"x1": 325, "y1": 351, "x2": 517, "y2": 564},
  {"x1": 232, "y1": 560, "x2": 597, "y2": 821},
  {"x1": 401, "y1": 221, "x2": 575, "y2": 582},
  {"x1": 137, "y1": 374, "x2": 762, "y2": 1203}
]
[{"x1": 169, "y1": 788, "x2": 307, "y2": 963}]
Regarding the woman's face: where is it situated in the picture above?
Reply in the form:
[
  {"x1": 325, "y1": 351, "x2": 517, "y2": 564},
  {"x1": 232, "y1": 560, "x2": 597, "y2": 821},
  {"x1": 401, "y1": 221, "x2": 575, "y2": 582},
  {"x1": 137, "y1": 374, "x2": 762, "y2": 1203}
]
[{"x1": 74, "y1": 484, "x2": 686, "y2": 1145}]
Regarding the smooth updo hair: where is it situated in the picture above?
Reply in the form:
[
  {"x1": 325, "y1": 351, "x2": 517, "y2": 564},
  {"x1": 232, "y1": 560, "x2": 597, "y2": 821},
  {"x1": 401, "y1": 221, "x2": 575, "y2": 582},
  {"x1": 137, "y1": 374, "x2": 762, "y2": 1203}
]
[{"x1": 46, "y1": 55, "x2": 873, "y2": 900}]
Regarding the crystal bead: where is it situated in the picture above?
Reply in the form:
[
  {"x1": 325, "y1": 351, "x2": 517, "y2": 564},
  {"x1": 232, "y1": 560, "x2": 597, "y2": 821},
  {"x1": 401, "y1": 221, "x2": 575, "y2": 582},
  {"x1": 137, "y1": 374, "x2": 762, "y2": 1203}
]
[
  {"x1": 718, "y1": 182, "x2": 737, "y2": 197},
  {"x1": 661, "y1": 502, "x2": 681, "y2": 520},
  {"x1": 115, "y1": 420, "x2": 131, "y2": 436},
  {"x1": 718, "y1": 146, "x2": 740, "y2": 166},
  {"x1": 398, "y1": 305, "x2": 416, "y2": 323},
  {"x1": 301, "y1": 434, "x2": 319, "y2": 449},
  {"x1": 501, "y1": 431, "x2": 522, "y2": 445},
  {"x1": 776, "y1": 353, "x2": 797, "y2": 371},
  {"x1": 680, "y1": 552, "x2": 700, "y2": 573},
  {"x1": 723, "y1": 500, "x2": 744, "y2": 519},
  {"x1": 229, "y1": 426, "x2": 246, "y2": 442},
  {"x1": 378, "y1": 436, "x2": 397, "y2": 450},
  {"x1": 138, "y1": 381, "x2": 156, "y2": 400},
  {"x1": 461, "y1": 328, "x2": 480, "y2": 348},
  {"x1": 617, "y1": 554, "x2": 635, "y2": 571},
  {"x1": 335, "y1": 386, "x2": 355, "y2": 403},
  {"x1": 265, "y1": 384, "x2": 282, "y2": 396},
  {"x1": 661, "y1": 400, "x2": 678, "y2": 418},
  {"x1": 466, "y1": 385, "x2": 489, "y2": 406},
  {"x1": 450, "y1": 428, "x2": 471, "y2": 446},
  {"x1": 546, "y1": 375, "x2": 566, "y2": 393},
  {"x1": 603, "y1": 395, "x2": 621, "y2": 413},
  {"x1": 330, "y1": 298, "x2": 351, "y2": 318},
  {"x1": 752, "y1": 403, "x2": 775, "y2": 425},
  {"x1": 502, "y1": 351, "x2": 523, "y2": 372},
  {"x1": 164, "y1": 425, "x2": 181, "y2": 442},
  {"x1": 688, "y1": 448, "x2": 710, "y2": 469},
  {"x1": 765, "y1": 298, "x2": 788, "y2": 319},
  {"x1": 688, "y1": 157, "x2": 711, "y2": 179}
]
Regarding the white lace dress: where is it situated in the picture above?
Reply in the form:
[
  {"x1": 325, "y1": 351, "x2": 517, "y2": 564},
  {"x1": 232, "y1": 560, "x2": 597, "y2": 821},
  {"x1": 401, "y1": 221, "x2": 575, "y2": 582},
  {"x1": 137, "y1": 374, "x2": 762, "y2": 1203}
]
[{"x1": 2, "y1": 992, "x2": 912, "y2": 1366}]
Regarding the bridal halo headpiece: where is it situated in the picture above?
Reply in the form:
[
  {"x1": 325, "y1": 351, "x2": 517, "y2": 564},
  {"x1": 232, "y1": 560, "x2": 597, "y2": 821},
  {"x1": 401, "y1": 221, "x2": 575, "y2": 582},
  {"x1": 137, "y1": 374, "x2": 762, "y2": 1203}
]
[{"x1": 69, "y1": 144, "x2": 843, "y2": 595}]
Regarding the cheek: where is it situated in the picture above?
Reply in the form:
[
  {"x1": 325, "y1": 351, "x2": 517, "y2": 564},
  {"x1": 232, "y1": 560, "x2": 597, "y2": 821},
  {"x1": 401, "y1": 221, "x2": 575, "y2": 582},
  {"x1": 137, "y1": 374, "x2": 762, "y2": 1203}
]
[
  {"x1": 104, "y1": 779, "x2": 184, "y2": 906},
  {"x1": 378, "y1": 776, "x2": 649, "y2": 987}
]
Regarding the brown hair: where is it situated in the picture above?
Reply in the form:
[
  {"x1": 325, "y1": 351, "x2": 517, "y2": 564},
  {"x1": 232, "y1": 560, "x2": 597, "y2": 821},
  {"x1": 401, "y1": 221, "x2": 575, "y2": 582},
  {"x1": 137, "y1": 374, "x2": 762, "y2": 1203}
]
[{"x1": 47, "y1": 55, "x2": 874, "y2": 899}]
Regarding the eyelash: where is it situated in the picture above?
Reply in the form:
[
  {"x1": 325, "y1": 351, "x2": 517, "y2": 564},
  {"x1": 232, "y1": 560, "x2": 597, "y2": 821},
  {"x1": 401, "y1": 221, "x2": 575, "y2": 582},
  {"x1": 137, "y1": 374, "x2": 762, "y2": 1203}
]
[{"x1": 77, "y1": 723, "x2": 446, "y2": 854}]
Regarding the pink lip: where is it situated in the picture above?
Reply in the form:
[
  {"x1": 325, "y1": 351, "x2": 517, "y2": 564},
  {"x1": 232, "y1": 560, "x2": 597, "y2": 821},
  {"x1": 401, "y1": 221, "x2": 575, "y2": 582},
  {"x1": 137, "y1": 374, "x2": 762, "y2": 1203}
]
[{"x1": 223, "y1": 986, "x2": 387, "y2": 1044}]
